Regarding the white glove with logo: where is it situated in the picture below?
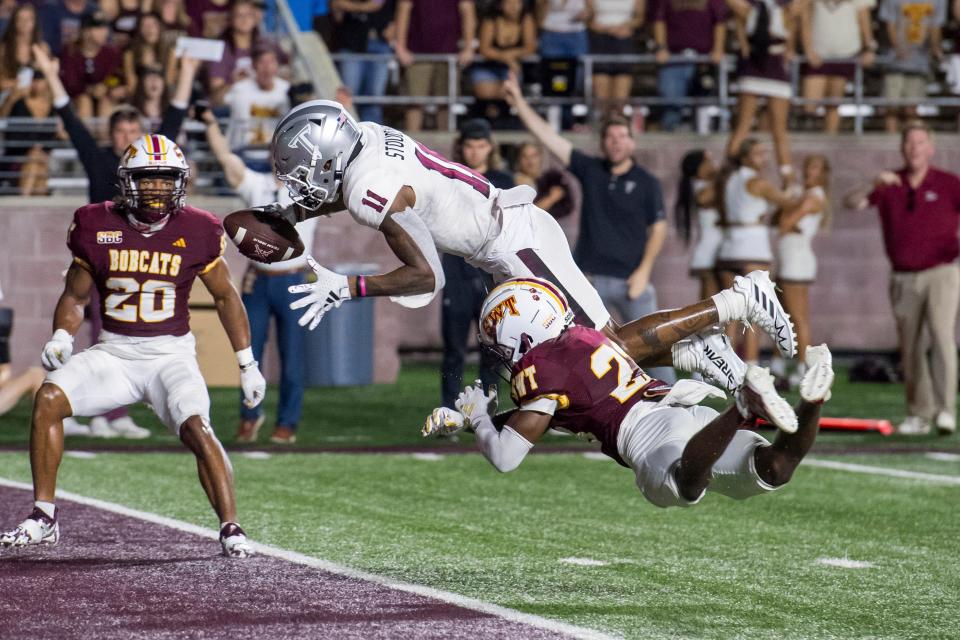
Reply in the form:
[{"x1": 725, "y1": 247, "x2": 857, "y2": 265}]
[
  {"x1": 455, "y1": 380, "x2": 498, "y2": 429},
  {"x1": 421, "y1": 407, "x2": 466, "y2": 437},
  {"x1": 41, "y1": 329, "x2": 74, "y2": 371},
  {"x1": 288, "y1": 257, "x2": 351, "y2": 330},
  {"x1": 239, "y1": 361, "x2": 266, "y2": 408}
]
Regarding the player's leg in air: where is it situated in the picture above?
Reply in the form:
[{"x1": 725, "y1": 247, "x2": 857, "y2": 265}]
[
  {"x1": 637, "y1": 345, "x2": 834, "y2": 507},
  {"x1": 500, "y1": 205, "x2": 795, "y2": 390},
  {"x1": 751, "y1": 345, "x2": 834, "y2": 488}
]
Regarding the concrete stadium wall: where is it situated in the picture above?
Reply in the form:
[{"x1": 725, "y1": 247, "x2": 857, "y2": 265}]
[{"x1": 2, "y1": 132, "x2": 957, "y2": 385}]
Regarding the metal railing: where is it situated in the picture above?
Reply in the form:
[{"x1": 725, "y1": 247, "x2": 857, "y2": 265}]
[{"x1": 330, "y1": 51, "x2": 960, "y2": 134}]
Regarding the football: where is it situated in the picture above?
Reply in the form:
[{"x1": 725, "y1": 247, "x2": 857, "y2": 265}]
[{"x1": 223, "y1": 208, "x2": 304, "y2": 264}]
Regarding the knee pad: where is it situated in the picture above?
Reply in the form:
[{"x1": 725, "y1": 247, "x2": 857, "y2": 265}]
[{"x1": 0, "y1": 307, "x2": 13, "y2": 364}]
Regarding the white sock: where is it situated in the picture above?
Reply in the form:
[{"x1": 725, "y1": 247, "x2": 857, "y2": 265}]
[
  {"x1": 711, "y1": 288, "x2": 743, "y2": 324},
  {"x1": 35, "y1": 501, "x2": 56, "y2": 519},
  {"x1": 671, "y1": 341, "x2": 696, "y2": 372}
]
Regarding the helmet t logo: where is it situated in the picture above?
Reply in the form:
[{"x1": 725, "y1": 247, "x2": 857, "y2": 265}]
[{"x1": 288, "y1": 123, "x2": 319, "y2": 154}]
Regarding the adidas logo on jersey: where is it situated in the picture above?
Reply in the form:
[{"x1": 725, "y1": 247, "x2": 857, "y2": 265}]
[{"x1": 172, "y1": 238, "x2": 187, "y2": 248}]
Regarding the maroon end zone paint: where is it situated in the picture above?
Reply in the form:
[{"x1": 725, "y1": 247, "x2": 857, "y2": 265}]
[{"x1": 0, "y1": 486, "x2": 573, "y2": 640}]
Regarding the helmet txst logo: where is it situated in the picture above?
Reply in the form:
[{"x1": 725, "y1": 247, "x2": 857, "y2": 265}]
[
  {"x1": 287, "y1": 122, "x2": 320, "y2": 154},
  {"x1": 481, "y1": 295, "x2": 520, "y2": 338},
  {"x1": 703, "y1": 343, "x2": 736, "y2": 389}
]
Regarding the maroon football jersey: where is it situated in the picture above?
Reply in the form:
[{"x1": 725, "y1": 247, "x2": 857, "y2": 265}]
[
  {"x1": 67, "y1": 202, "x2": 226, "y2": 337},
  {"x1": 510, "y1": 326, "x2": 671, "y2": 466}
]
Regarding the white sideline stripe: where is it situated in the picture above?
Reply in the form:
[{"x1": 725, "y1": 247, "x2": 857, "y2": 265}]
[
  {"x1": 805, "y1": 458, "x2": 960, "y2": 485},
  {"x1": 411, "y1": 453, "x2": 445, "y2": 461},
  {"x1": 0, "y1": 477, "x2": 617, "y2": 640},
  {"x1": 559, "y1": 557, "x2": 609, "y2": 567},
  {"x1": 816, "y1": 557, "x2": 875, "y2": 569},
  {"x1": 926, "y1": 452, "x2": 960, "y2": 462}
]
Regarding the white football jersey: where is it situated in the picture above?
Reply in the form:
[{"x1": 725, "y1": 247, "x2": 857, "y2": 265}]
[{"x1": 341, "y1": 123, "x2": 502, "y2": 260}]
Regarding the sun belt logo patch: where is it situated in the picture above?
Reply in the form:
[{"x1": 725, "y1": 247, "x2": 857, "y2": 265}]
[{"x1": 96, "y1": 231, "x2": 123, "y2": 244}]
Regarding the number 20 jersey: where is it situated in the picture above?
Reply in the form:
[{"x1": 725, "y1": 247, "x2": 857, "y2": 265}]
[
  {"x1": 67, "y1": 201, "x2": 226, "y2": 338},
  {"x1": 510, "y1": 326, "x2": 671, "y2": 466},
  {"x1": 341, "y1": 122, "x2": 500, "y2": 260}
]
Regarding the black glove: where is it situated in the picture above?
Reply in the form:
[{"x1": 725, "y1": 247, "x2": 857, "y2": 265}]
[{"x1": 252, "y1": 202, "x2": 299, "y2": 226}]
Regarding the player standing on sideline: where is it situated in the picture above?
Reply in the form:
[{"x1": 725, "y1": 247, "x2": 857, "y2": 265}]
[
  {"x1": 0, "y1": 135, "x2": 264, "y2": 558},
  {"x1": 254, "y1": 99, "x2": 797, "y2": 391},
  {"x1": 32, "y1": 43, "x2": 202, "y2": 439},
  {"x1": 423, "y1": 278, "x2": 835, "y2": 508}
]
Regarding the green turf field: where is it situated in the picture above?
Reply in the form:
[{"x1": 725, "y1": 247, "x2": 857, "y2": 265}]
[
  {"x1": 0, "y1": 361, "x2": 957, "y2": 638},
  {"x1": 0, "y1": 362, "x2": 956, "y2": 452},
  {"x1": 0, "y1": 448, "x2": 957, "y2": 639}
]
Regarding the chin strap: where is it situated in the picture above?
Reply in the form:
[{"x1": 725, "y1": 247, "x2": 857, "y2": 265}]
[{"x1": 125, "y1": 212, "x2": 171, "y2": 234}]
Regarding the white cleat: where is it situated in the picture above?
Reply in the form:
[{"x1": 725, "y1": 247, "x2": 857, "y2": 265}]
[
  {"x1": 672, "y1": 329, "x2": 748, "y2": 392},
  {"x1": 91, "y1": 416, "x2": 151, "y2": 439},
  {"x1": 0, "y1": 507, "x2": 60, "y2": 549},
  {"x1": 736, "y1": 366, "x2": 798, "y2": 434},
  {"x1": 935, "y1": 411, "x2": 956, "y2": 436},
  {"x1": 62, "y1": 417, "x2": 90, "y2": 437},
  {"x1": 732, "y1": 270, "x2": 797, "y2": 358},
  {"x1": 107, "y1": 416, "x2": 151, "y2": 439},
  {"x1": 219, "y1": 523, "x2": 254, "y2": 559},
  {"x1": 898, "y1": 416, "x2": 931, "y2": 436},
  {"x1": 89, "y1": 417, "x2": 119, "y2": 439},
  {"x1": 799, "y1": 344, "x2": 834, "y2": 404}
]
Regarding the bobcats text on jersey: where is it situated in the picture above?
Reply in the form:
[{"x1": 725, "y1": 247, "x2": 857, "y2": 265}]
[{"x1": 68, "y1": 202, "x2": 225, "y2": 338}]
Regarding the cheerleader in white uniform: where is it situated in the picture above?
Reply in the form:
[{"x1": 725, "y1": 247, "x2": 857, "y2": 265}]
[
  {"x1": 776, "y1": 154, "x2": 829, "y2": 367},
  {"x1": 675, "y1": 150, "x2": 722, "y2": 299},
  {"x1": 717, "y1": 138, "x2": 799, "y2": 363}
]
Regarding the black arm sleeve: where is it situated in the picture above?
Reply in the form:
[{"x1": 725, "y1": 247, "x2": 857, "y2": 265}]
[
  {"x1": 55, "y1": 104, "x2": 103, "y2": 180},
  {"x1": 158, "y1": 104, "x2": 187, "y2": 140},
  {"x1": 492, "y1": 408, "x2": 518, "y2": 430}
]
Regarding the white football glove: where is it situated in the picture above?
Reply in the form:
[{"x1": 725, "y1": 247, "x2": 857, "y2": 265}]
[
  {"x1": 288, "y1": 257, "x2": 351, "y2": 330},
  {"x1": 455, "y1": 380, "x2": 498, "y2": 428},
  {"x1": 421, "y1": 407, "x2": 466, "y2": 437},
  {"x1": 40, "y1": 329, "x2": 74, "y2": 371},
  {"x1": 240, "y1": 362, "x2": 266, "y2": 408}
]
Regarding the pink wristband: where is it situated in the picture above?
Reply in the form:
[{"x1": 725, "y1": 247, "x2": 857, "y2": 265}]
[{"x1": 357, "y1": 275, "x2": 366, "y2": 298}]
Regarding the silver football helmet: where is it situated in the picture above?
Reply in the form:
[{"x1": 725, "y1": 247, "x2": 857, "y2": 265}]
[{"x1": 271, "y1": 99, "x2": 363, "y2": 210}]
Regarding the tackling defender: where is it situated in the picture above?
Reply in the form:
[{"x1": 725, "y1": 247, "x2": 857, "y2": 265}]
[
  {"x1": 0, "y1": 135, "x2": 265, "y2": 558},
  {"x1": 424, "y1": 278, "x2": 834, "y2": 508},
  {"x1": 256, "y1": 100, "x2": 796, "y2": 389}
]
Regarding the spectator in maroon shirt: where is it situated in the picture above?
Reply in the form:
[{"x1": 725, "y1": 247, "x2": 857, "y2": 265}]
[
  {"x1": 395, "y1": 0, "x2": 477, "y2": 131},
  {"x1": 652, "y1": 0, "x2": 727, "y2": 131},
  {"x1": 846, "y1": 121, "x2": 960, "y2": 437},
  {"x1": 186, "y1": 0, "x2": 231, "y2": 39},
  {"x1": 59, "y1": 10, "x2": 124, "y2": 121}
]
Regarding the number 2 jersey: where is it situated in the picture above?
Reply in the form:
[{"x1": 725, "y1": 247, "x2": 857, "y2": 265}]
[
  {"x1": 510, "y1": 326, "x2": 671, "y2": 466},
  {"x1": 341, "y1": 122, "x2": 502, "y2": 260},
  {"x1": 67, "y1": 201, "x2": 226, "y2": 337}
]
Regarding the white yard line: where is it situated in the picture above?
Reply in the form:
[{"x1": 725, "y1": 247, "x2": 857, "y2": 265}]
[
  {"x1": 805, "y1": 458, "x2": 960, "y2": 485},
  {"x1": 816, "y1": 557, "x2": 876, "y2": 569},
  {"x1": 0, "y1": 477, "x2": 617, "y2": 640}
]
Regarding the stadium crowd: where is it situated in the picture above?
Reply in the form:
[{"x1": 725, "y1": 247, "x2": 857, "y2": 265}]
[{"x1": 0, "y1": 0, "x2": 956, "y2": 441}]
